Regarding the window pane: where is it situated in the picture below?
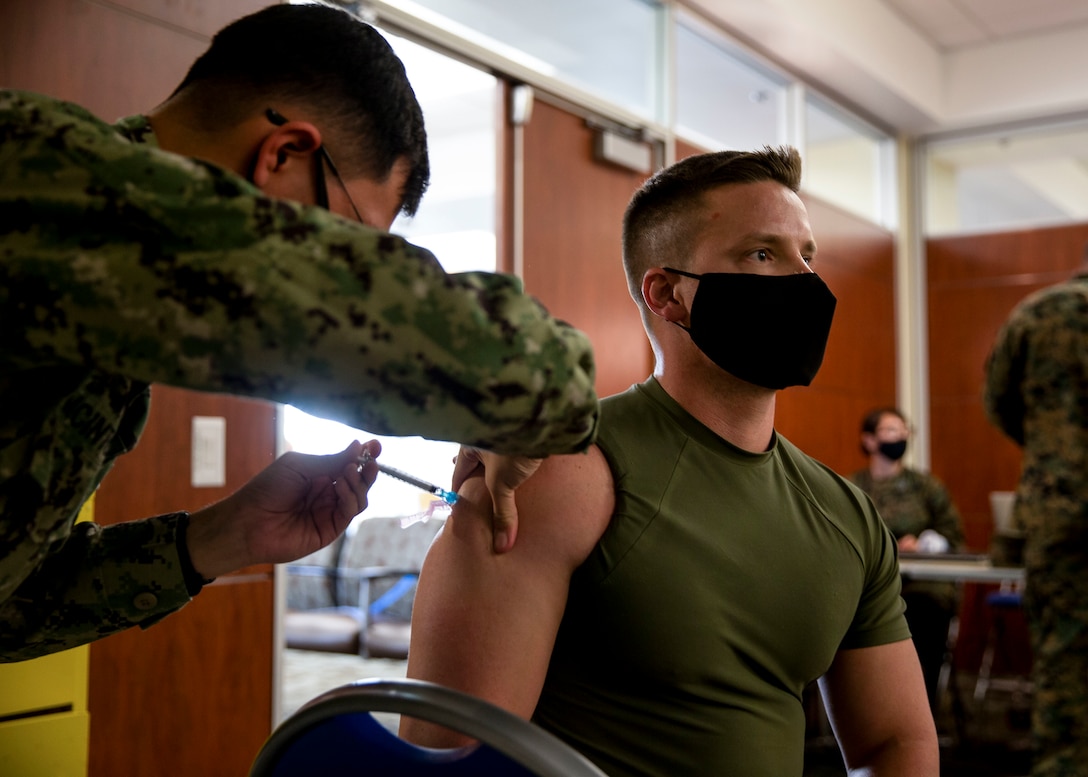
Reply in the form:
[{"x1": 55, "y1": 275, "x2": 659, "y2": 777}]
[
  {"x1": 388, "y1": 31, "x2": 499, "y2": 273},
  {"x1": 804, "y1": 95, "x2": 892, "y2": 226},
  {"x1": 387, "y1": 0, "x2": 663, "y2": 121},
  {"x1": 675, "y1": 19, "x2": 787, "y2": 150},
  {"x1": 280, "y1": 31, "x2": 498, "y2": 519},
  {"x1": 925, "y1": 124, "x2": 1088, "y2": 235}
]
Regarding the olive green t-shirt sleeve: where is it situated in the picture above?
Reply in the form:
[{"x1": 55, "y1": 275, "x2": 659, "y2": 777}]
[{"x1": 837, "y1": 486, "x2": 909, "y2": 650}]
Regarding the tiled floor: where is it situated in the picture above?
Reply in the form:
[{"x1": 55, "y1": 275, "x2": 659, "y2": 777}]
[{"x1": 279, "y1": 648, "x2": 409, "y2": 732}]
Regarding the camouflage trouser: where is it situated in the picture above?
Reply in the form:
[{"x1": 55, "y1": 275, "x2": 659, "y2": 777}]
[{"x1": 1023, "y1": 556, "x2": 1088, "y2": 777}]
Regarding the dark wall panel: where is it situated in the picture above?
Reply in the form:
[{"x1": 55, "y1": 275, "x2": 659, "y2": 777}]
[
  {"x1": 927, "y1": 222, "x2": 1088, "y2": 668},
  {"x1": 927, "y1": 223, "x2": 1088, "y2": 550},
  {"x1": 520, "y1": 98, "x2": 654, "y2": 399}
]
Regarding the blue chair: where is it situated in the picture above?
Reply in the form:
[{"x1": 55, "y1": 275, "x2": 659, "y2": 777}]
[
  {"x1": 249, "y1": 678, "x2": 609, "y2": 777},
  {"x1": 974, "y1": 586, "x2": 1032, "y2": 702}
]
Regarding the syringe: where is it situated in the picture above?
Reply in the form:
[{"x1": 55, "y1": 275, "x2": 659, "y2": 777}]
[{"x1": 357, "y1": 453, "x2": 459, "y2": 505}]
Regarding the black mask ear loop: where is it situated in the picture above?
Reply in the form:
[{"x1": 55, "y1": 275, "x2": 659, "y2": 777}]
[
  {"x1": 312, "y1": 153, "x2": 330, "y2": 209},
  {"x1": 661, "y1": 267, "x2": 701, "y2": 332},
  {"x1": 662, "y1": 266, "x2": 701, "y2": 280}
]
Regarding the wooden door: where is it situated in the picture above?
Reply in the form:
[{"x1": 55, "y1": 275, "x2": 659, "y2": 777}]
[
  {"x1": 90, "y1": 387, "x2": 277, "y2": 777},
  {"x1": 512, "y1": 94, "x2": 654, "y2": 398}
]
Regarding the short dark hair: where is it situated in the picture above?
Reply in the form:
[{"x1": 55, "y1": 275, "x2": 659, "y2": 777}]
[
  {"x1": 621, "y1": 146, "x2": 802, "y2": 306},
  {"x1": 859, "y1": 406, "x2": 906, "y2": 455},
  {"x1": 860, "y1": 406, "x2": 906, "y2": 435},
  {"x1": 171, "y1": 2, "x2": 429, "y2": 215}
]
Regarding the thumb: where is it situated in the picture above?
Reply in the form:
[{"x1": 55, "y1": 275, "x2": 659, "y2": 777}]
[{"x1": 490, "y1": 486, "x2": 519, "y2": 554}]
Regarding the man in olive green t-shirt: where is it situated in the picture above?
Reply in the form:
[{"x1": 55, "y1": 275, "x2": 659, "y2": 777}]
[{"x1": 403, "y1": 148, "x2": 938, "y2": 775}]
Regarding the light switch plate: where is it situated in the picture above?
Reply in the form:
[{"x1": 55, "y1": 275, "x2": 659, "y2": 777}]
[{"x1": 191, "y1": 416, "x2": 226, "y2": 488}]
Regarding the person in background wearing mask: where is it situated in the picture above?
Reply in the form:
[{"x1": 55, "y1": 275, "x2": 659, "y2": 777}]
[
  {"x1": 849, "y1": 407, "x2": 965, "y2": 712},
  {"x1": 402, "y1": 148, "x2": 938, "y2": 776}
]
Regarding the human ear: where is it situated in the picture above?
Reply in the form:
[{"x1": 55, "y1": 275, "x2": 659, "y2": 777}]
[
  {"x1": 860, "y1": 433, "x2": 876, "y2": 455},
  {"x1": 249, "y1": 121, "x2": 322, "y2": 188},
  {"x1": 642, "y1": 267, "x2": 690, "y2": 324}
]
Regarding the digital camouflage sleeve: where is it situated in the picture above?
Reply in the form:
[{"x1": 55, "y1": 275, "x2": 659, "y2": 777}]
[
  {"x1": 983, "y1": 268, "x2": 1088, "y2": 774},
  {"x1": 983, "y1": 271, "x2": 1088, "y2": 550},
  {"x1": 0, "y1": 89, "x2": 599, "y2": 659}
]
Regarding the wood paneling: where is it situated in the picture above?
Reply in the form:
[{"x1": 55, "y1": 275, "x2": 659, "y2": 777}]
[
  {"x1": 88, "y1": 389, "x2": 278, "y2": 777},
  {"x1": 927, "y1": 223, "x2": 1088, "y2": 551},
  {"x1": 927, "y1": 223, "x2": 1088, "y2": 669},
  {"x1": 520, "y1": 98, "x2": 654, "y2": 398},
  {"x1": 87, "y1": 577, "x2": 274, "y2": 777},
  {"x1": 92, "y1": 385, "x2": 277, "y2": 564},
  {"x1": 1, "y1": 0, "x2": 267, "y2": 120}
]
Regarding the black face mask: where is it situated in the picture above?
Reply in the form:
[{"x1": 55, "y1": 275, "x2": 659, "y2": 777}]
[
  {"x1": 664, "y1": 269, "x2": 837, "y2": 390},
  {"x1": 877, "y1": 439, "x2": 908, "y2": 461}
]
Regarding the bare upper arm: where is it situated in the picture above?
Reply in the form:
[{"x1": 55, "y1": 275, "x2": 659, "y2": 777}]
[
  {"x1": 818, "y1": 639, "x2": 939, "y2": 774},
  {"x1": 401, "y1": 446, "x2": 614, "y2": 746}
]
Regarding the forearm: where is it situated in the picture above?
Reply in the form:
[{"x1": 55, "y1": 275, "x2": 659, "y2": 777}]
[
  {"x1": 0, "y1": 515, "x2": 191, "y2": 662},
  {"x1": 926, "y1": 484, "x2": 965, "y2": 549},
  {"x1": 821, "y1": 641, "x2": 938, "y2": 776},
  {"x1": 844, "y1": 735, "x2": 939, "y2": 776},
  {"x1": 6, "y1": 224, "x2": 598, "y2": 457}
]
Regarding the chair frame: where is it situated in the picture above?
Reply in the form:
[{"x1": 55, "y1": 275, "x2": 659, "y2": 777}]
[{"x1": 250, "y1": 678, "x2": 608, "y2": 777}]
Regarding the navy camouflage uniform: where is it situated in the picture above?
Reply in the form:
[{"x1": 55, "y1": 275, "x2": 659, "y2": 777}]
[
  {"x1": 0, "y1": 90, "x2": 599, "y2": 661},
  {"x1": 984, "y1": 268, "x2": 1088, "y2": 777}
]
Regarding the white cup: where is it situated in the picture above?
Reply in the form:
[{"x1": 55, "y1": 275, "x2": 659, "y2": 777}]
[{"x1": 990, "y1": 491, "x2": 1020, "y2": 537}]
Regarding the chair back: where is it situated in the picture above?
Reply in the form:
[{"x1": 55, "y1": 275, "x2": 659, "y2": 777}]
[
  {"x1": 250, "y1": 679, "x2": 608, "y2": 777},
  {"x1": 285, "y1": 533, "x2": 347, "y2": 611},
  {"x1": 337, "y1": 516, "x2": 446, "y2": 605}
]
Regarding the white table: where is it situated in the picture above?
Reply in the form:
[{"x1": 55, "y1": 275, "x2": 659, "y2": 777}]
[{"x1": 898, "y1": 556, "x2": 1025, "y2": 585}]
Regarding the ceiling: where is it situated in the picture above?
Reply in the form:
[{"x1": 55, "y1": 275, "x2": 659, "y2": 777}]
[
  {"x1": 380, "y1": 0, "x2": 1088, "y2": 230},
  {"x1": 883, "y1": 0, "x2": 1088, "y2": 52},
  {"x1": 690, "y1": 0, "x2": 1088, "y2": 135},
  {"x1": 684, "y1": 0, "x2": 1088, "y2": 230}
]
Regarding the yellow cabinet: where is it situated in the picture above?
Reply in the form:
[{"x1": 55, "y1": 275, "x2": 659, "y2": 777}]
[{"x1": 0, "y1": 499, "x2": 92, "y2": 776}]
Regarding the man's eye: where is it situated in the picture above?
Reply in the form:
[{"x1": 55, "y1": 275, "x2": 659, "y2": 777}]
[{"x1": 753, "y1": 249, "x2": 770, "y2": 262}]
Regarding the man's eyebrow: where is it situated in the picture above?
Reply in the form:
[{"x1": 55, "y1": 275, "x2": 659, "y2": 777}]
[{"x1": 740, "y1": 232, "x2": 818, "y2": 255}]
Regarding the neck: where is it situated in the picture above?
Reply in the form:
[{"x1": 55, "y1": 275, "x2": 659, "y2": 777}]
[
  {"x1": 655, "y1": 355, "x2": 777, "y2": 453},
  {"x1": 869, "y1": 456, "x2": 902, "y2": 480},
  {"x1": 145, "y1": 100, "x2": 256, "y2": 177}
]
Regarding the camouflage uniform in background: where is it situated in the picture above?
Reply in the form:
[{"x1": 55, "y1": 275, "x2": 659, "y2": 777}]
[
  {"x1": 849, "y1": 467, "x2": 965, "y2": 707},
  {"x1": 0, "y1": 90, "x2": 599, "y2": 661},
  {"x1": 984, "y1": 269, "x2": 1088, "y2": 777}
]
